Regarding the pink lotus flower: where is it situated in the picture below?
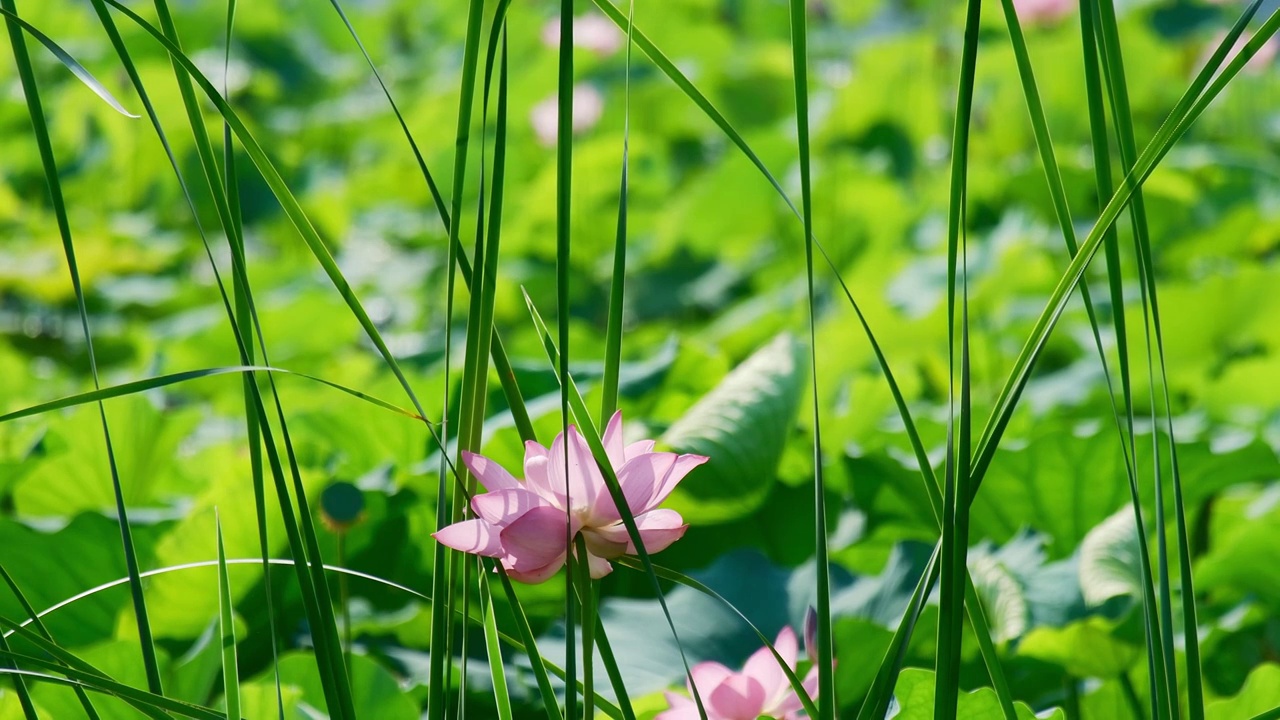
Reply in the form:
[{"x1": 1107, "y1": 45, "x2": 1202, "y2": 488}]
[
  {"x1": 657, "y1": 627, "x2": 820, "y2": 720},
  {"x1": 529, "y1": 84, "x2": 605, "y2": 148},
  {"x1": 541, "y1": 14, "x2": 624, "y2": 57},
  {"x1": 1012, "y1": 0, "x2": 1074, "y2": 25},
  {"x1": 432, "y1": 411, "x2": 707, "y2": 583}
]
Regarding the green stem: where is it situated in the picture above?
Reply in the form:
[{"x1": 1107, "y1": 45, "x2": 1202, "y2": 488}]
[
  {"x1": 338, "y1": 532, "x2": 351, "y2": 678},
  {"x1": 575, "y1": 534, "x2": 596, "y2": 720},
  {"x1": 1120, "y1": 672, "x2": 1148, "y2": 720}
]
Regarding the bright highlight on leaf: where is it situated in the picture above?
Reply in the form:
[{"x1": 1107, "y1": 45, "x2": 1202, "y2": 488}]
[{"x1": 433, "y1": 411, "x2": 707, "y2": 583}]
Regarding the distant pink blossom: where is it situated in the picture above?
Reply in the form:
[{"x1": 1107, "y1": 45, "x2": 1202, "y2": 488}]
[
  {"x1": 530, "y1": 84, "x2": 605, "y2": 148},
  {"x1": 1203, "y1": 30, "x2": 1278, "y2": 74},
  {"x1": 1013, "y1": 0, "x2": 1074, "y2": 24},
  {"x1": 541, "y1": 13, "x2": 624, "y2": 56},
  {"x1": 657, "y1": 627, "x2": 820, "y2": 720},
  {"x1": 432, "y1": 411, "x2": 707, "y2": 584}
]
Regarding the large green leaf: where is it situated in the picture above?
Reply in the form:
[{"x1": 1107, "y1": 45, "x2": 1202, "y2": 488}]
[
  {"x1": 241, "y1": 652, "x2": 417, "y2": 719},
  {"x1": 1197, "y1": 487, "x2": 1280, "y2": 610},
  {"x1": 1206, "y1": 664, "x2": 1280, "y2": 719},
  {"x1": 890, "y1": 668, "x2": 1061, "y2": 719},
  {"x1": 0, "y1": 514, "x2": 164, "y2": 647},
  {"x1": 661, "y1": 333, "x2": 805, "y2": 523},
  {"x1": 968, "y1": 422, "x2": 1129, "y2": 559},
  {"x1": 1015, "y1": 616, "x2": 1142, "y2": 680},
  {"x1": 12, "y1": 397, "x2": 200, "y2": 517},
  {"x1": 1078, "y1": 509, "x2": 1143, "y2": 608}
]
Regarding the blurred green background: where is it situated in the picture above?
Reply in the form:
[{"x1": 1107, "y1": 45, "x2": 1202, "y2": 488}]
[{"x1": 2, "y1": 0, "x2": 1279, "y2": 717}]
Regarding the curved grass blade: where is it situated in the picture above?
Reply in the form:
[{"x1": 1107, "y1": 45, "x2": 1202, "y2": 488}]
[
  {"x1": 786, "y1": 1, "x2": 833, "y2": 717},
  {"x1": 0, "y1": 617, "x2": 165, "y2": 720},
  {"x1": 0, "y1": 664, "x2": 221, "y2": 720},
  {"x1": 0, "y1": 366, "x2": 424, "y2": 425},
  {"x1": 0, "y1": 568, "x2": 99, "y2": 719},
  {"x1": 215, "y1": 512, "x2": 241, "y2": 720},
  {"x1": 0, "y1": 621, "x2": 37, "y2": 718},
  {"x1": 0, "y1": 8, "x2": 135, "y2": 117},
  {"x1": 1, "y1": 0, "x2": 162, "y2": 695},
  {"x1": 324, "y1": 0, "x2": 448, "y2": 229},
  {"x1": 5, "y1": 556, "x2": 617, "y2": 720}
]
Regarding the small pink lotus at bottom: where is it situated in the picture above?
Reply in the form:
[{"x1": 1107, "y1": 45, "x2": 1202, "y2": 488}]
[
  {"x1": 657, "y1": 626, "x2": 820, "y2": 720},
  {"x1": 432, "y1": 411, "x2": 708, "y2": 583}
]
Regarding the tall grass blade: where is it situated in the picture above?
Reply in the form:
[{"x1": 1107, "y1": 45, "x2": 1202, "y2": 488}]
[
  {"x1": 0, "y1": 0, "x2": 163, "y2": 696},
  {"x1": 325, "y1": 0, "x2": 533, "y2": 443},
  {"x1": 785, "y1": 2, "x2": 833, "y2": 717},
  {"x1": 935, "y1": 0, "x2": 982, "y2": 713},
  {"x1": 995, "y1": 0, "x2": 1141, "y2": 483},
  {"x1": 77, "y1": 4, "x2": 289, "y2": 710},
  {"x1": 1091, "y1": 1, "x2": 1206, "y2": 713},
  {"x1": 573, "y1": 535, "x2": 597, "y2": 719},
  {"x1": 554, "y1": 1, "x2": 578, "y2": 716},
  {"x1": 968, "y1": 3, "x2": 1278, "y2": 497},
  {"x1": 112, "y1": 1, "x2": 358, "y2": 710},
  {"x1": 1078, "y1": 3, "x2": 1166, "y2": 714},
  {"x1": 477, "y1": 566, "x2": 513, "y2": 720},
  {"x1": 215, "y1": 0, "x2": 283, "y2": 711},
  {"x1": 429, "y1": 0, "x2": 485, "y2": 711},
  {"x1": 493, "y1": 567, "x2": 565, "y2": 720},
  {"x1": 601, "y1": 0, "x2": 636, "y2": 423},
  {"x1": 216, "y1": 512, "x2": 241, "y2": 720},
  {"x1": 522, "y1": 290, "x2": 709, "y2": 717},
  {"x1": 1088, "y1": 10, "x2": 1180, "y2": 714},
  {"x1": 591, "y1": 602, "x2": 636, "y2": 720}
]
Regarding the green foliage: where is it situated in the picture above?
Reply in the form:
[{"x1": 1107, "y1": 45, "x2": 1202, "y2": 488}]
[{"x1": 1, "y1": 0, "x2": 1278, "y2": 718}]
